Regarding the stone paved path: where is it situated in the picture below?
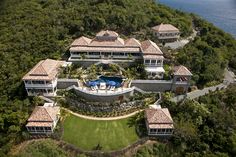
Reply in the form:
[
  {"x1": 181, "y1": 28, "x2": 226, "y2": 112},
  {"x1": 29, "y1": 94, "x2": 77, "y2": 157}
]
[
  {"x1": 62, "y1": 107, "x2": 143, "y2": 121},
  {"x1": 164, "y1": 29, "x2": 197, "y2": 49}
]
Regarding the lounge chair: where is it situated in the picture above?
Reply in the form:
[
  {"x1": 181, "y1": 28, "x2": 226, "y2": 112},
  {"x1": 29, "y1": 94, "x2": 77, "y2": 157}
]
[
  {"x1": 91, "y1": 86, "x2": 95, "y2": 91},
  {"x1": 110, "y1": 86, "x2": 115, "y2": 91}
]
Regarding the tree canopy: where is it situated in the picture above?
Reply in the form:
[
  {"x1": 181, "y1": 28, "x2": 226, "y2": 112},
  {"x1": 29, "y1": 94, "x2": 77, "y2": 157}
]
[{"x1": 0, "y1": 0, "x2": 235, "y2": 156}]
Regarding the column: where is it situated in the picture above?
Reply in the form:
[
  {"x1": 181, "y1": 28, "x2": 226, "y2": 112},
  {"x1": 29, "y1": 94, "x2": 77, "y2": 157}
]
[{"x1": 26, "y1": 89, "x2": 30, "y2": 95}]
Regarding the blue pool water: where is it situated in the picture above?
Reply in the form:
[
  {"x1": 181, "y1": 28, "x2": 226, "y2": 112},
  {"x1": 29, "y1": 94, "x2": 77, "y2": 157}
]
[{"x1": 87, "y1": 76, "x2": 123, "y2": 88}]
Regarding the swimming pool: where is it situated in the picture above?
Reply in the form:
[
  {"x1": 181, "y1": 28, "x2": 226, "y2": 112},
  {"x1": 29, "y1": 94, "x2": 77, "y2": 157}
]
[{"x1": 87, "y1": 76, "x2": 123, "y2": 88}]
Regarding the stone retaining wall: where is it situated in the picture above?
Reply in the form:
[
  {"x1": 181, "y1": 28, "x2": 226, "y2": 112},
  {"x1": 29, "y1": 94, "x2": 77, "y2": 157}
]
[
  {"x1": 57, "y1": 79, "x2": 79, "y2": 89},
  {"x1": 131, "y1": 80, "x2": 173, "y2": 92}
]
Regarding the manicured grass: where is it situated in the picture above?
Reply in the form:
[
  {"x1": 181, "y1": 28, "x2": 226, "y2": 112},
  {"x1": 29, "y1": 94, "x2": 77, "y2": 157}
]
[{"x1": 62, "y1": 114, "x2": 139, "y2": 151}]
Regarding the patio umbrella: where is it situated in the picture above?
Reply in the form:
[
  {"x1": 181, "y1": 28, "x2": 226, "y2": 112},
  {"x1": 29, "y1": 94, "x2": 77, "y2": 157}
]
[
  {"x1": 108, "y1": 81, "x2": 116, "y2": 86},
  {"x1": 115, "y1": 82, "x2": 121, "y2": 87},
  {"x1": 87, "y1": 81, "x2": 99, "y2": 87}
]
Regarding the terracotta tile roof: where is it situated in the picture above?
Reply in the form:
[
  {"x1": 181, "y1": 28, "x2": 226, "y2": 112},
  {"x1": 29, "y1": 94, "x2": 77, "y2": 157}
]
[
  {"x1": 70, "y1": 46, "x2": 140, "y2": 53},
  {"x1": 71, "y1": 36, "x2": 92, "y2": 46},
  {"x1": 22, "y1": 59, "x2": 64, "y2": 81},
  {"x1": 141, "y1": 40, "x2": 163, "y2": 55},
  {"x1": 96, "y1": 30, "x2": 119, "y2": 38},
  {"x1": 173, "y1": 65, "x2": 192, "y2": 76},
  {"x1": 152, "y1": 23, "x2": 179, "y2": 32},
  {"x1": 89, "y1": 37, "x2": 125, "y2": 47},
  {"x1": 26, "y1": 121, "x2": 53, "y2": 127},
  {"x1": 145, "y1": 108, "x2": 173, "y2": 125},
  {"x1": 143, "y1": 55, "x2": 164, "y2": 59},
  {"x1": 27, "y1": 106, "x2": 60, "y2": 122},
  {"x1": 149, "y1": 123, "x2": 174, "y2": 129},
  {"x1": 69, "y1": 30, "x2": 165, "y2": 58},
  {"x1": 125, "y1": 38, "x2": 141, "y2": 47}
]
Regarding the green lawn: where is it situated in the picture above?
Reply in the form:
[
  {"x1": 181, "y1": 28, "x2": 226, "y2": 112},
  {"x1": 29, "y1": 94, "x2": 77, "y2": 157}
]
[{"x1": 62, "y1": 114, "x2": 139, "y2": 151}]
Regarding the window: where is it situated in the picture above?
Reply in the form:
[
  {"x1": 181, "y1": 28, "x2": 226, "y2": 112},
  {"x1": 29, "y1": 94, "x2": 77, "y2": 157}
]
[
  {"x1": 132, "y1": 53, "x2": 141, "y2": 56},
  {"x1": 32, "y1": 80, "x2": 44, "y2": 84},
  {"x1": 145, "y1": 60, "x2": 150, "y2": 64},
  {"x1": 89, "y1": 52, "x2": 100, "y2": 55},
  {"x1": 103, "y1": 52, "x2": 111, "y2": 56},
  {"x1": 79, "y1": 52, "x2": 87, "y2": 55},
  {"x1": 150, "y1": 129, "x2": 157, "y2": 133},
  {"x1": 113, "y1": 52, "x2": 124, "y2": 56},
  {"x1": 25, "y1": 80, "x2": 31, "y2": 84},
  {"x1": 71, "y1": 57, "x2": 81, "y2": 59},
  {"x1": 45, "y1": 127, "x2": 51, "y2": 130},
  {"x1": 151, "y1": 60, "x2": 156, "y2": 64}
]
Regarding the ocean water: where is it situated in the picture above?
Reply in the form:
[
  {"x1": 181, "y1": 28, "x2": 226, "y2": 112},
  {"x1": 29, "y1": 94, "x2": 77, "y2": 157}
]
[{"x1": 158, "y1": 0, "x2": 236, "y2": 38}]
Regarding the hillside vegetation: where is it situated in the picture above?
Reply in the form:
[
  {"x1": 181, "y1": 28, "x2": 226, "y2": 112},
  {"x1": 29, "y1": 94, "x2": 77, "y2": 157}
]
[
  {"x1": 0, "y1": 0, "x2": 235, "y2": 156},
  {"x1": 135, "y1": 85, "x2": 236, "y2": 157}
]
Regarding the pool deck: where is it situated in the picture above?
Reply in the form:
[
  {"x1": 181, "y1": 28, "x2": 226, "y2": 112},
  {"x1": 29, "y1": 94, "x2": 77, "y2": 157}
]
[{"x1": 77, "y1": 86, "x2": 133, "y2": 95}]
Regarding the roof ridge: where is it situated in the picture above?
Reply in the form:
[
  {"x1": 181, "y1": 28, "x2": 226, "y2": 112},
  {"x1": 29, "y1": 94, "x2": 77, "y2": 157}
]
[
  {"x1": 152, "y1": 109, "x2": 172, "y2": 124},
  {"x1": 30, "y1": 60, "x2": 48, "y2": 76},
  {"x1": 160, "y1": 109, "x2": 172, "y2": 122},
  {"x1": 42, "y1": 106, "x2": 53, "y2": 121}
]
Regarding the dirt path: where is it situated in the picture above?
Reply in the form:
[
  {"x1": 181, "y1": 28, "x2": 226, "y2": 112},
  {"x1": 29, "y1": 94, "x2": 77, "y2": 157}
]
[{"x1": 62, "y1": 107, "x2": 143, "y2": 120}]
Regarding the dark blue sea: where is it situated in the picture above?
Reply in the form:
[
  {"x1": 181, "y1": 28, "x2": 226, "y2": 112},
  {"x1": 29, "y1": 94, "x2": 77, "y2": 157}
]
[{"x1": 158, "y1": 0, "x2": 236, "y2": 38}]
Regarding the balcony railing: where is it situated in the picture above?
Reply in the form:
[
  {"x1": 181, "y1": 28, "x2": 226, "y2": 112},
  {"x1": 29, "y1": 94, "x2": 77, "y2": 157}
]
[{"x1": 175, "y1": 81, "x2": 189, "y2": 85}]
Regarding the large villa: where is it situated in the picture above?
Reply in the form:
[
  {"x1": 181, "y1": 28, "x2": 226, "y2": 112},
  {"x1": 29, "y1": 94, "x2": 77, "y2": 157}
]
[
  {"x1": 69, "y1": 30, "x2": 165, "y2": 78},
  {"x1": 22, "y1": 28, "x2": 192, "y2": 137}
]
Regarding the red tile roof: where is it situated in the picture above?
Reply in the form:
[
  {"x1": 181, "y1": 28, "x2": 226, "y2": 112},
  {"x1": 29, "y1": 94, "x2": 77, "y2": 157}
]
[
  {"x1": 69, "y1": 30, "x2": 163, "y2": 58},
  {"x1": 143, "y1": 55, "x2": 164, "y2": 59},
  {"x1": 96, "y1": 30, "x2": 119, "y2": 38},
  {"x1": 145, "y1": 108, "x2": 173, "y2": 129},
  {"x1": 173, "y1": 65, "x2": 192, "y2": 76},
  {"x1": 71, "y1": 36, "x2": 92, "y2": 46},
  {"x1": 152, "y1": 23, "x2": 179, "y2": 32},
  {"x1": 145, "y1": 108, "x2": 173, "y2": 124},
  {"x1": 26, "y1": 121, "x2": 53, "y2": 127},
  {"x1": 141, "y1": 40, "x2": 163, "y2": 55},
  {"x1": 22, "y1": 59, "x2": 64, "y2": 81},
  {"x1": 89, "y1": 37, "x2": 124, "y2": 47},
  {"x1": 27, "y1": 106, "x2": 60, "y2": 122},
  {"x1": 125, "y1": 38, "x2": 141, "y2": 47},
  {"x1": 70, "y1": 46, "x2": 140, "y2": 53}
]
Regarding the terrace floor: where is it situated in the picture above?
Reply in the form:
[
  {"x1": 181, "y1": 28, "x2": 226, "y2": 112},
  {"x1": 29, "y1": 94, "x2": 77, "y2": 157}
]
[{"x1": 77, "y1": 86, "x2": 133, "y2": 95}]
